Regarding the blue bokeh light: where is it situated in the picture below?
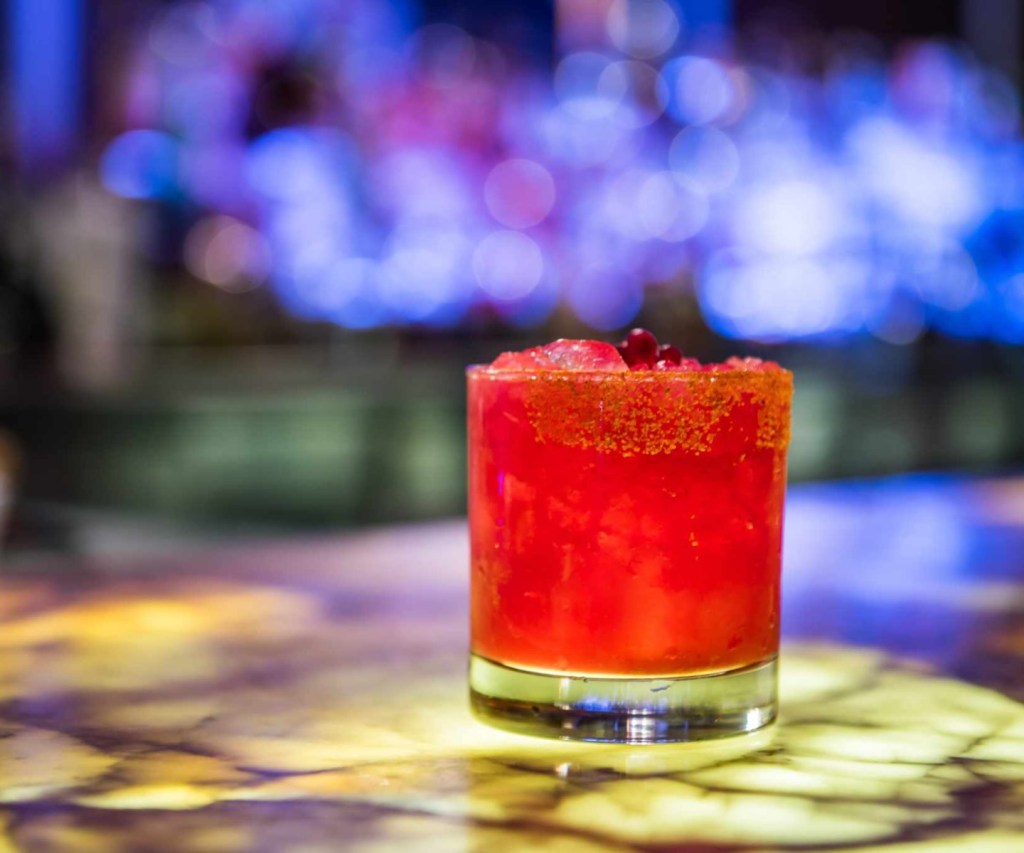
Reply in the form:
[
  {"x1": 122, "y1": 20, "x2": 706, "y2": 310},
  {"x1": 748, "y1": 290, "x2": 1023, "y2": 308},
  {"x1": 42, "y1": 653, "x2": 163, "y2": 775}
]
[
  {"x1": 668, "y1": 127, "x2": 739, "y2": 193},
  {"x1": 100, "y1": 129, "x2": 180, "y2": 200},
  {"x1": 9, "y1": 0, "x2": 83, "y2": 172},
  {"x1": 116, "y1": 0, "x2": 1024, "y2": 340},
  {"x1": 664, "y1": 55, "x2": 736, "y2": 126}
]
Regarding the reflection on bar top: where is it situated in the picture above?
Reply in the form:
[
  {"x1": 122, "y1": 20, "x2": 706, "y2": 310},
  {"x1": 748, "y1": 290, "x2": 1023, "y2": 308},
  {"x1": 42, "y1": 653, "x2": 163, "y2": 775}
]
[{"x1": 4, "y1": 473, "x2": 1024, "y2": 850}]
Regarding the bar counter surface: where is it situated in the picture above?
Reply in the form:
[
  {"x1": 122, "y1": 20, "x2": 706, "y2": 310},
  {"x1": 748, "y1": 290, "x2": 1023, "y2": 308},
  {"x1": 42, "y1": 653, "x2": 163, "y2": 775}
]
[{"x1": 3, "y1": 474, "x2": 1024, "y2": 852}]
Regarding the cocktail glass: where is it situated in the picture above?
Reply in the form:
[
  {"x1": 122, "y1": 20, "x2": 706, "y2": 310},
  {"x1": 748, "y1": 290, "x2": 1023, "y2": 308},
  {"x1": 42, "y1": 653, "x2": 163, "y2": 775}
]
[{"x1": 467, "y1": 362, "x2": 792, "y2": 742}]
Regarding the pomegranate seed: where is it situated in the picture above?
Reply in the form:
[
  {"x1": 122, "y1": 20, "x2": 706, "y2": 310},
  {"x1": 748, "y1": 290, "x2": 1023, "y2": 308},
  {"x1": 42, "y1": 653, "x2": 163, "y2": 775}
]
[
  {"x1": 620, "y1": 328, "x2": 658, "y2": 367},
  {"x1": 657, "y1": 344, "x2": 682, "y2": 365},
  {"x1": 616, "y1": 340, "x2": 642, "y2": 367}
]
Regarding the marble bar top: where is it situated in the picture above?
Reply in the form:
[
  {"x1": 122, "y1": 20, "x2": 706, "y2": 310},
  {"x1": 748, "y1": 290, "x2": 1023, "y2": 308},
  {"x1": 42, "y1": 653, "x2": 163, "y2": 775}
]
[{"x1": 3, "y1": 474, "x2": 1024, "y2": 852}]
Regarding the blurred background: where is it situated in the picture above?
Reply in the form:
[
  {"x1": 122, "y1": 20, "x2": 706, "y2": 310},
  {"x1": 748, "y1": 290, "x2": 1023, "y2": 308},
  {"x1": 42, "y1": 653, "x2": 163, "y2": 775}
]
[{"x1": 2, "y1": 0, "x2": 1024, "y2": 554}]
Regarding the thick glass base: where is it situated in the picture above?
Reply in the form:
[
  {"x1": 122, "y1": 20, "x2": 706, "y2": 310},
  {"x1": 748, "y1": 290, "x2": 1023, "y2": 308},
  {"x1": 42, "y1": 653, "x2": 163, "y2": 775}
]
[{"x1": 469, "y1": 654, "x2": 777, "y2": 743}]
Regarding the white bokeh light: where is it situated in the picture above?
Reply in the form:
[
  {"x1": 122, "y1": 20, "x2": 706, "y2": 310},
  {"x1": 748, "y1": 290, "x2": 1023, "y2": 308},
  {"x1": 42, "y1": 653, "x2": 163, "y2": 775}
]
[
  {"x1": 701, "y1": 254, "x2": 869, "y2": 340},
  {"x1": 601, "y1": 169, "x2": 706, "y2": 243},
  {"x1": 849, "y1": 118, "x2": 984, "y2": 233},
  {"x1": 473, "y1": 231, "x2": 545, "y2": 301},
  {"x1": 637, "y1": 172, "x2": 709, "y2": 241},
  {"x1": 602, "y1": 169, "x2": 655, "y2": 241},
  {"x1": 735, "y1": 180, "x2": 844, "y2": 255},
  {"x1": 379, "y1": 225, "x2": 474, "y2": 321},
  {"x1": 538, "y1": 109, "x2": 632, "y2": 167},
  {"x1": 375, "y1": 146, "x2": 473, "y2": 221},
  {"x1": 665, "y1": 56, "x2": 736, "y2": 125}
]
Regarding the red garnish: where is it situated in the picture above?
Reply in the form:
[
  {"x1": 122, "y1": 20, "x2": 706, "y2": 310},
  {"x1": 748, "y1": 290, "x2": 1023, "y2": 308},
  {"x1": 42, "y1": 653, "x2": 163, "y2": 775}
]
[
  {"x1": 627, "y1": 328, "x2": 658, "y2": 363},
  {"x1": 487, "y1": 332, "x2": 781, "y2": 374},
  {"x1": 617, "y1": 329, "x2": 685, "y2": 370},
  {"x1": 657, "y1": 344, "x2": 682, "y2": 365}
]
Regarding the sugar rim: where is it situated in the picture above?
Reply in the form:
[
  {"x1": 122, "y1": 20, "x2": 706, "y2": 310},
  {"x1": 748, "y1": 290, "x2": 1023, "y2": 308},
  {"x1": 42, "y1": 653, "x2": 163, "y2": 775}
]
[{"x1": 466, "y1": 364, "x2": 793, "y2": 380}]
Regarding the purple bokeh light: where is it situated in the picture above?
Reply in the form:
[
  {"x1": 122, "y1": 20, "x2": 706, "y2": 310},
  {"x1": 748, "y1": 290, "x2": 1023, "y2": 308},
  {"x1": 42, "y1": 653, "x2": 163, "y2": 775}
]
[{"x1": 97, "y1": 0, "x2": 1024, "y2": 343}]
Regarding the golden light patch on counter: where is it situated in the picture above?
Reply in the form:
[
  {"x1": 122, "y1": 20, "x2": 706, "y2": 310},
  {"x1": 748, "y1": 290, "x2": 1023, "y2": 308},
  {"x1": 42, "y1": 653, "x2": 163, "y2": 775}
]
[
  {"x1": 87, "y1": 698, "x2": 220, "y2": 737},
  {"x1": 73, "y1": 784, "x2": 222, "y2": 811},
  {"x1": 0, "y1": 812, "x2": 17, "y2": 853},
  {"x1": 113, "y1": 750, "x2": 252, "y2": 787},
  {"x1": 3, "y1": 550, "x2": 1024, "y2": 853},
  {"x1": 552, "y1": 782, "x2": 899, "y2": 847},
  {"x1": 0, "y1": 583, "x2": 323, "y2": 648},
  {"x1": 0, "y1": 728, "x2": 118, "y2": 803}
]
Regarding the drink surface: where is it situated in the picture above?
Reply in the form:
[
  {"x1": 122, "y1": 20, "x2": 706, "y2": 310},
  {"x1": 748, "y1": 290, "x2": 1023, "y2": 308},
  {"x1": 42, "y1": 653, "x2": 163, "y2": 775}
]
[{"x1": 468, "y1": 355, "x2": 792, "y2": 678}]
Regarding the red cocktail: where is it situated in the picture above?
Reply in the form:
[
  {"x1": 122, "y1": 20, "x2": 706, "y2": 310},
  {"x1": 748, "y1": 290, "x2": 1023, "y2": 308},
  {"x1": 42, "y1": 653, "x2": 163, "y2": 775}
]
[{"x1": 468, "y1": 333, "x2": 792, "y2": 741}]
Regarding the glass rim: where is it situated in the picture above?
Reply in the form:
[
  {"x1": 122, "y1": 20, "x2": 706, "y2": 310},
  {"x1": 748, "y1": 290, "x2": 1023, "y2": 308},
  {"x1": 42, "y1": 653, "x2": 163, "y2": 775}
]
[{"x1": 466, "y1": 365, "x2": 793, "y2": 383}]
